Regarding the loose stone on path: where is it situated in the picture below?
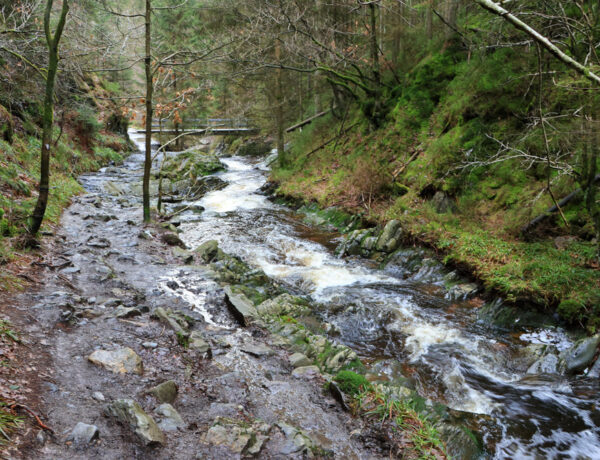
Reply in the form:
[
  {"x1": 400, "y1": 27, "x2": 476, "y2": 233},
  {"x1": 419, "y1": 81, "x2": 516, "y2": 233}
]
[
  {"x1": 87, "y1": 347, "x2": 143, "y2": 375},
  {"x1": 106, "y1": 399, "x2": 165, "y2": 446}
]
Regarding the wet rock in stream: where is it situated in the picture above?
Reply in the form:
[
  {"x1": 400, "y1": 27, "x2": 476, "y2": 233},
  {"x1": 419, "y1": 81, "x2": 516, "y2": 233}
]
[{"x1": 561, "y1": 333, "x2": 600, "y2": 374}]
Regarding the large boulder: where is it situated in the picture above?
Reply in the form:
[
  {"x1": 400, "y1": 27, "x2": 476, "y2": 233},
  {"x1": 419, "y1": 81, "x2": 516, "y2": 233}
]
[
  {"x1": 88, "y1": 348, "x2": 143, "y2": 375},
  {"x1": 67, "y1": 422, "x2": 100, "y2": 446},
  {"x1": 152, "y1": 307, "x2": 191, "y2": 336},
  {"x1": 527, "y1": 352, "x2": 560, "y2": 375},
  {"x1": 159, "y1": 149, "x2": 224, "y2": 181},
  {"x1": 587, "y1": 356, "x2": 600, "y2": 378},
  {"x1": 154, "y1": 404, "x2": 185, "y2": 432},
  {"x1": 431, "y1": 191, "x2": 457, "y2": 214},
  {"x1": 237, "y1": 139, "x2": 272, "y2": 157},
  {"x1": 147, "y1": 380, "x2": 178, "y2": 404},
  {"x1": 336, "y1": 228, "x2": 375, "y2": 257},
  {"x1": 195, "y1": 240, "x2": 220, "y2": 263},
  {"x1": 189, "y1": 330, "x2": 210, "y2": 353},
  {"x1": 106, "y1": 399, "x2": 165, "y2": 446}
]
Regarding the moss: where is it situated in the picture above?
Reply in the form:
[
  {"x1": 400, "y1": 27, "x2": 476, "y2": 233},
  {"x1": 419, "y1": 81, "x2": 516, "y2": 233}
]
[
  {"x1": 176, "y1": 331, "x2": 189, "y2": 348},
  {"x1": 334, "y1": 370, "x2": 371, "y2": 396},
  {"x1": 558, "y1": 299, "x2": 587, "y2": 325}
]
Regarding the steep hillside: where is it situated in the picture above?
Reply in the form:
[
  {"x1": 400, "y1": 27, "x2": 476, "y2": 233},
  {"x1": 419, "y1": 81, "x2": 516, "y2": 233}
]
[{"x1": 272, "y1": 44, "x2": 600, "y2": 330}]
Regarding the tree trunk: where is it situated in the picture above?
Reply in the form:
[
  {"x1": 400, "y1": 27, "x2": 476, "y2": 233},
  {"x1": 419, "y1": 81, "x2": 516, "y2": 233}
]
[
  {"x1": 446, "y1": 0, "x2": 459, "y2": 40},
  {"x1": 582, "y1": 121, "x2": 600, "y2": 261},
  {"x1": 275, "y1": 39, "x2": 286, "y2": 167},
  {"x1": 143, "y1": 0, "x2": 153, "y2": 223},
  {"x1": 426, "y1": 0, "x2": 434, "y2": 40},
  {"x1": 369, "y1": 3, "x2": 381, "y2": 88},
  {"x1": 28, "y1": 0, "x2": 69, "y2": 237}
]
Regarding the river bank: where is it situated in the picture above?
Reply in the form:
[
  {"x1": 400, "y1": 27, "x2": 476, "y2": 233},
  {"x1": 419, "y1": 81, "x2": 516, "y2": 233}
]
[{"x1": 270, "y1": 114, "x2": 600, "y2": 331}]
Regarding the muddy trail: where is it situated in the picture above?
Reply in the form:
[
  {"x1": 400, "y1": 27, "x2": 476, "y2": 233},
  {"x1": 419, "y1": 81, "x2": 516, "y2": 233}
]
[{"x1": 1, "y1": 135, "x2": 382, "y2": 460}]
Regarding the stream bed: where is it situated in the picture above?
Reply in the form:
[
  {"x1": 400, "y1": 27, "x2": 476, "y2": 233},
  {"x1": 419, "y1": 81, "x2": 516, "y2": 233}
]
[{"x1": 136, "y1": 132, "x2": 600, "y2": 459}]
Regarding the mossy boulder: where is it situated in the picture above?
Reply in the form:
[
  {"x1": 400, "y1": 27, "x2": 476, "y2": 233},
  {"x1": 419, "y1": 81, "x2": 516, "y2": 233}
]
[{"x1": 159, "y1": 149, "x2": 224, "y2": 182}]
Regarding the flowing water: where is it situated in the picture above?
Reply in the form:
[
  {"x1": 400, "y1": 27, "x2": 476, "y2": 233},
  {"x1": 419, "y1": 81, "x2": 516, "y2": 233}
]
[{"x1": 132, "y1": 132, "x2": 600, "y2": 459}]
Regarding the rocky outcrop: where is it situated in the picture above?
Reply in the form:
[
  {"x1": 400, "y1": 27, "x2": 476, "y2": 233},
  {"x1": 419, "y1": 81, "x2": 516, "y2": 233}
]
[
  {"x1": 256, "y1": 294, "x2": 309, "y2": 317},
  {"x1": 195, "y1": 240, "x2": 220, "y2": 263},
  {"x1": 152, "y1": 307, "x2": 193, "y2": 337},
  {"x1": 0, "y1": 104, "x2": 14, "y2": 144},
  {"x1": 375, "y1": 219, "x2": 403, "y2": 253}
]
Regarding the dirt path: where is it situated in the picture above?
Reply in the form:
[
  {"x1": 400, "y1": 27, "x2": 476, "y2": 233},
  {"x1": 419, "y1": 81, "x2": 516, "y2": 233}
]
[{"x1": 0, "y1": 153, "x2": 383, "y2": 459}]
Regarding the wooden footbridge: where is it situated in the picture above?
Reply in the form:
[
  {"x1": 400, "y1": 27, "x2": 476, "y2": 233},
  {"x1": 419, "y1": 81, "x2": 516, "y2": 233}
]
[{"x1": 136, "y1": 118, "x2": 259, "y2": 135}]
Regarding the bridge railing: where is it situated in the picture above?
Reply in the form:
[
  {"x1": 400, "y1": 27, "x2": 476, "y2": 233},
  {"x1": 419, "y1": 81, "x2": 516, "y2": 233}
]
[{"x1": 151, "y1": 117, "x2": 249, "y2": 130}]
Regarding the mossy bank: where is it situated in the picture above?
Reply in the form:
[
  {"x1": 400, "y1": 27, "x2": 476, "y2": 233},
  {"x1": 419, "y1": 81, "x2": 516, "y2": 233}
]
[{"x1": 271, "y1": 44, "x2": 600, "y2": 332}]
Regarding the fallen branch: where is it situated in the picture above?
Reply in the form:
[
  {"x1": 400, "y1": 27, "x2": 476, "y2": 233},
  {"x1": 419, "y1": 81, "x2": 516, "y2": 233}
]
[
  {"x1": 520, "y1": 174, "x2": 600, "y2": 234},
  {"x1": 392, "y1": 148, "x2": 422, "y2": 180},
  {"x1": 57, "y1": 274, "x2": 81, "y2": 293},
  {"x1": 11, "y1": 404, "x2": 54, "y2": 433},
  {"x1": 286, "y1": 109, "x2": 331, "y2": 133},
  {"x1": 306, "y1": 123, "x2": 359, "y2": 158},
  {"x1": 475, "y1": 0, "x2": 600, "y2": 86}
]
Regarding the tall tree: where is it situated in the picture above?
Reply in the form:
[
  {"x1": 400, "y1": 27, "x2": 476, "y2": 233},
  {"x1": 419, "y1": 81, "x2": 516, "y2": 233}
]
[
  {"x1": 143, "y1": 0, "x2": 153, "y2": 222},
  {"x1": 27, "y1": 0, "x2": 70, "y2": 237}
]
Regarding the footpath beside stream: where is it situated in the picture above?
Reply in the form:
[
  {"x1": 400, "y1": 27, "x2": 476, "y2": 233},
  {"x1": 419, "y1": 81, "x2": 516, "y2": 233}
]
[
  {"x1": 3, "y1": 131, "x2": 599, "y2": 459},
  {"x1": 4, "y1": 133, "x2": 387, "y2": 459}
]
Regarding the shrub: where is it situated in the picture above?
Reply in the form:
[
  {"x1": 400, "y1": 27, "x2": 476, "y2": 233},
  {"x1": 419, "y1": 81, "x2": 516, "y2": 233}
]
[{"x1": 73, "y1": 105, "x2": 101, "y2": 139}]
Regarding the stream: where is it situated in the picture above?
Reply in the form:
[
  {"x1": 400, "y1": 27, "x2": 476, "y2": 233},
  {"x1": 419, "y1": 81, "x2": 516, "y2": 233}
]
[{"x1": 133, "y1": 132, "x2": 600, "y2": 459}]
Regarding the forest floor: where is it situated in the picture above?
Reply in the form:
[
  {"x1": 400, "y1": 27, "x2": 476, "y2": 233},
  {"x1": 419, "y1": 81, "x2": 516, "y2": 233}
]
[{"x1": 0, "y1": 150, "x2": 384, "y2": 459}]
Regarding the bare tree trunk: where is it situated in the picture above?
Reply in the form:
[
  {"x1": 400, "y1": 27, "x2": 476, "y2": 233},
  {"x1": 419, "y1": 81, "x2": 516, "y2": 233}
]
[
  {"x1": 173, "y1": 69, "x2": 183, "y2": 151},
  {"x1": 143, "y1": 0, "x2": 153, "y2": 223},
  {"x1": 369, "y1": 3, "x2": 381, "y2": 87},
  {"x1": 28, "y1": 0, "x2": 69, "y2": 237},
  {"x1": 275, "y1": 38, "x2": 286, "y2": 166}
]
